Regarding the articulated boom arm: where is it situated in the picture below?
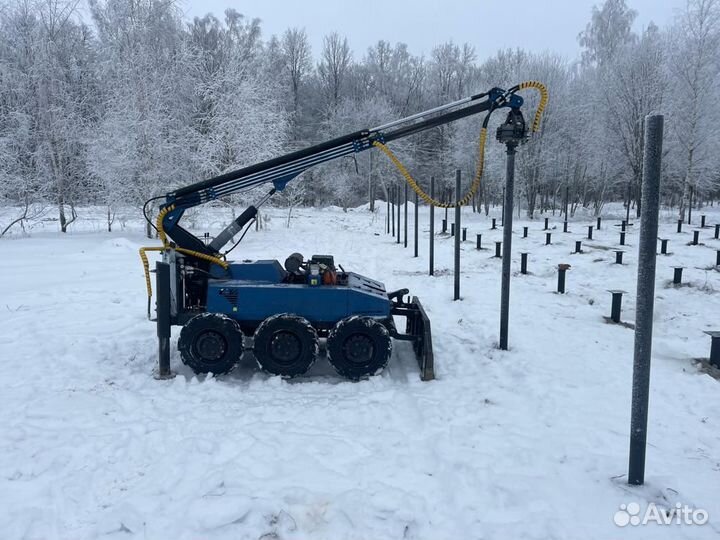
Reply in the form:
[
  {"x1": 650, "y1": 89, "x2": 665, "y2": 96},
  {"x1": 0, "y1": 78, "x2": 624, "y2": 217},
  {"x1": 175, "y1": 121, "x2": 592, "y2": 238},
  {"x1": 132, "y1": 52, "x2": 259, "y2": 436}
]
[{"x1": 158, "y1": 86, "x2": 529, "y2": 254}]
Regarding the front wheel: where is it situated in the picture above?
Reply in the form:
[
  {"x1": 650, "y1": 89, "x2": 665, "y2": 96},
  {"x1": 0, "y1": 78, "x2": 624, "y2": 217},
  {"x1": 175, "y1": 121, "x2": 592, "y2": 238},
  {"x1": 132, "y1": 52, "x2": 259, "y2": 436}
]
[
  {"x1": 178, "y1": 313, "x2": 243, "y2": 375},
  {"x1": 327, "y1": 316, "x2": 392, "y2": 380}
]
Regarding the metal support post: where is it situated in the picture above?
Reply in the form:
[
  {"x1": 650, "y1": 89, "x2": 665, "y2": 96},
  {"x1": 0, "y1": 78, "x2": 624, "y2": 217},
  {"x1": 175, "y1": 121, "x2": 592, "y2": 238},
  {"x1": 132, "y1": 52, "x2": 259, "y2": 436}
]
[
  {"x1": 608, "y1": 290, "x2": 626, "y2": 323},
  {"x1": 414, "y1": 191, "x2": 419, "y2": 257},
  {"x1": 155, "y1": 260, "x2": 174, "y2": 379},
  {"x1": 391, "y1": 185, "x2": 395, "y2": 237},
  {"x1": 673, "y1": 266, "x2": 684, "y2": 285},
  {"x1": 628, "y1": 114, "x2": 663, "y2": 486},
  {"x1": 429, "y1": 177, "x2": 435, "y2": 276},
  {"x1": 499, "y1": 143, "x2": 516, "y2": 350},
  {"x1": 705, "y1": 331, "x2": 720, "y2": 368},
  {"x1": 454, "y1": 171, "x2": 461, "y2": 301},
  {"x1": 557, "y1": 264, "x2": 569, "y2": 293},
  {"x1": 404, "y1": 183, "x2": 408, "y2": 248},
  {"x1": 397, "y1": 185, "x2": 401, "y2": 244}
]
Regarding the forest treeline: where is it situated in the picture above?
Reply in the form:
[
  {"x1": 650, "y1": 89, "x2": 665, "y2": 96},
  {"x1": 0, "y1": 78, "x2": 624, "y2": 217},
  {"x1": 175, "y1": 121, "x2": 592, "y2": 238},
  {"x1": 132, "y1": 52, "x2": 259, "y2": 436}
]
[{"x1": 1, "y1": 0, "x2": 719, "y2": 235}]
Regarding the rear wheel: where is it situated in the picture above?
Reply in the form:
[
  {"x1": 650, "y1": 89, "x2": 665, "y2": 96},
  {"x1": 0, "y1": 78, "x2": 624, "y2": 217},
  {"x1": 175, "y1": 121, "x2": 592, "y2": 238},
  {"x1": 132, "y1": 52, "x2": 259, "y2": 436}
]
[
  {"x1": 253, "y1": 314, "x2": 318, "y2": 377},
  {"x1": 327, "y1": 316, "x2": 392, "y2": 380},
  {"x1": 178, "y1": 313, "x2": 243, "y2": 375}
]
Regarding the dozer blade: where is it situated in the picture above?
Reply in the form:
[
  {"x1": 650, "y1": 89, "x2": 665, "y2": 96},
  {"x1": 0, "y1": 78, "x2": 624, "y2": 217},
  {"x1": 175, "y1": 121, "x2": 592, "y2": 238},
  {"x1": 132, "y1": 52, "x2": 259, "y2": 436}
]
[{"x1": 389, "y1": 295, "x2": 435, "y2": 381}]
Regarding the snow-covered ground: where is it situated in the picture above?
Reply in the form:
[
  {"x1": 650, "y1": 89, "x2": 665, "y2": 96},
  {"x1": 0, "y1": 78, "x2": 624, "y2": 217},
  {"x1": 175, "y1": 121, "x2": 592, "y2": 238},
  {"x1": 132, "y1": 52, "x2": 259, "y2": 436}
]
[{"x1": 1, "y1": 202, "x2": 719, "y2": 539}]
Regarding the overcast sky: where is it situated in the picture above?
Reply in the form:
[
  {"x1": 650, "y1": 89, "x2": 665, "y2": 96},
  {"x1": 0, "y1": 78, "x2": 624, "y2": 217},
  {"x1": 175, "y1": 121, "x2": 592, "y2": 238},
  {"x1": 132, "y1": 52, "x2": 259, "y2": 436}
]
[{"x1": 180, "y1": 0, "x2": 685, "y2": 62}]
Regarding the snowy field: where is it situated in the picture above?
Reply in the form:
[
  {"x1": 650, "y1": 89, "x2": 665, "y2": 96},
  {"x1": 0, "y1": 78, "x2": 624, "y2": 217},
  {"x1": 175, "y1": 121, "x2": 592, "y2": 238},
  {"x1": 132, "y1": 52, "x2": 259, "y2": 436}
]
[{"x1": 1, "y1": 202, "x2": 719, "y2": 539}]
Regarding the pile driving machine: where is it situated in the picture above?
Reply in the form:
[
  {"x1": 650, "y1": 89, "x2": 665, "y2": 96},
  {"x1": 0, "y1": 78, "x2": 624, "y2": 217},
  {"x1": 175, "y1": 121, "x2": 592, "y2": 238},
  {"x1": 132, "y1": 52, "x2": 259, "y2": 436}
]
[{"x1": 140, "y1": 81, "x2": 548, "y2": 381}]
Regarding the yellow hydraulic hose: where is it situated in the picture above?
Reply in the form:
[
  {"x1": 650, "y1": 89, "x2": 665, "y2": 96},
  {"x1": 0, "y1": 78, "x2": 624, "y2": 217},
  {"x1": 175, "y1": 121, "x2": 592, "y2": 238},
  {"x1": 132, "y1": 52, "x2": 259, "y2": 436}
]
[
  {"x1": 517, "y1": 80, "x2": 549, "y2": 133},
  {"x1": 139, "y1": 203, "x2": 229, "y2": 307},
  {"x1": 375, "y1": 80, "x2": 548, "y2": 208},
  {"x1": 175, "y1": 247, "x2": 228, "y2": 270},
  {"x1": 373, "y1": 128, "x2": 487, "y2": 209},
  {"x1": 139, "y1": 246, "x2": 166, "y2": 298},
  {"x1": 155, "y1": 204, "x2": 172, "y2": 245}
]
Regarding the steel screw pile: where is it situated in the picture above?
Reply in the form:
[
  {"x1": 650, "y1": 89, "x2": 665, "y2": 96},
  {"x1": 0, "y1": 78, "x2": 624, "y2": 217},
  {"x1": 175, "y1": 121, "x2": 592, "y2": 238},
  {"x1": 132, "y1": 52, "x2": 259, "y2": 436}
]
[
  {"x1": 557, "y1": 264, "x2": 570, "y2": 294},
  {"x1": 608, "y1": 290, "x2": 627, "y2": 323},
  {"x1": 673, "y1": 266, "x2": 684, "y2": 285},
  {"x1": 704, "y1": 331, "x2": 720, "y2": 368}
]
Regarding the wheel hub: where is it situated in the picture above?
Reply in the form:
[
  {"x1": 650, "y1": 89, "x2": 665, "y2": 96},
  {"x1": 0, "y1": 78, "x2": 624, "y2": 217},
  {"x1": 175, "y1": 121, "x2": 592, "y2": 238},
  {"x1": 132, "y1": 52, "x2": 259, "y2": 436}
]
[
  {"x1": 270, "y1": 331, "x2": 301, "y2": 365},
  {"x1": 343, "y1": 334, "x2": 375, "y2": 364},
  {"x1": 195, "y1": 330, "x2": 227, "y2": 362}
]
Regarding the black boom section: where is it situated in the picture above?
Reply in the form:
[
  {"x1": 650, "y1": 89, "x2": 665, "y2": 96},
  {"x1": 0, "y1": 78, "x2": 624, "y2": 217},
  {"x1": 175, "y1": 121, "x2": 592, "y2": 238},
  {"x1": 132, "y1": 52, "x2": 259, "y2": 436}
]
[
  {"x1": 381, "y1": 99, "x2": 494, "y2": 143},
  {"x1": 171, "y1": 130, "x2": 369, "y2": 205}
]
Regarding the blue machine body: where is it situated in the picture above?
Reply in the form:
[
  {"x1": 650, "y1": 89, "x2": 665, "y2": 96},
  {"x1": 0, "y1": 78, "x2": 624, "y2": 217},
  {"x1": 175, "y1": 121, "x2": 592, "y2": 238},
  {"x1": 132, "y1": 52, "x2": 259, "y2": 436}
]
[{"x1": 206, "y1": 260, "x2": 391, "y2": 325}]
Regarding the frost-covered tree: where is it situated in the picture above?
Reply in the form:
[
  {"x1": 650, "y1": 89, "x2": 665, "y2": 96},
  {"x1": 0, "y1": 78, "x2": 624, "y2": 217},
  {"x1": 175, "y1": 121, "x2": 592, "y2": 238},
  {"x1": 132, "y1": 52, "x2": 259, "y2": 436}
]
[
  {"x1": 88, "y1": 0, "x2": 195, "y2": 236},
  {"x1": 318, "y1": 32, "x2": 352, "y2": 115},
  {"x1": 666, "y1": 0, "x2": 720, "y2": 219},
  {"x1": 0, "y1": 0, "x2": 98, "y2": 233},
  {"x1": 602, "y1": 24, "x2": 666, "y2": 216},
  {"x1": 578, "y1": 0, "x2": 637, "y2": 68},
  {"x1": 281, "y1": 28, "x2": 312, "y2": 126}
]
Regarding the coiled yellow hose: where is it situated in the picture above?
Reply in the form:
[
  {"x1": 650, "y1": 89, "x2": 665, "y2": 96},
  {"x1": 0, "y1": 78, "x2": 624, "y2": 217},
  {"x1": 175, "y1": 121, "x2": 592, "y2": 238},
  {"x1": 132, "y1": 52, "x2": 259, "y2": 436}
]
[
  {"x1": 375, "y1": 80, "x2": 548, "y2": 208},
  {"x1": 517, "y1": 80, "x2": 549, "y2": 133}
]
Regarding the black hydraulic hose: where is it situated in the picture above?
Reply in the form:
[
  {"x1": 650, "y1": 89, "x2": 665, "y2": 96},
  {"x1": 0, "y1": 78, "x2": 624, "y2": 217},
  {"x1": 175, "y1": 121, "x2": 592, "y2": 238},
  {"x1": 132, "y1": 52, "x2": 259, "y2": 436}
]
[
  {"x1": 142, "y1": 196, "x2": 164, "y2": 234},
  {"x1": 223, "y1": 218, "x2": 256, "y2": 256}
]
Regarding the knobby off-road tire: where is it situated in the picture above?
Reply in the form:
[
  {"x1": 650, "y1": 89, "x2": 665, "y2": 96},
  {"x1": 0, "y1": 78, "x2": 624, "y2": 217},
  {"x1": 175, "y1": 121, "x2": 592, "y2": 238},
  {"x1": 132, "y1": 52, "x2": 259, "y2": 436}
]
[
  {"x1": 327, "y1": 316, "x2": 392, "y2": 380},
  {"x1": 178, "y1": 313, "x2": 243, "y2": 375},
  {"x1": 253, "y1": 314, "x2": 318, "y2": 377}
]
